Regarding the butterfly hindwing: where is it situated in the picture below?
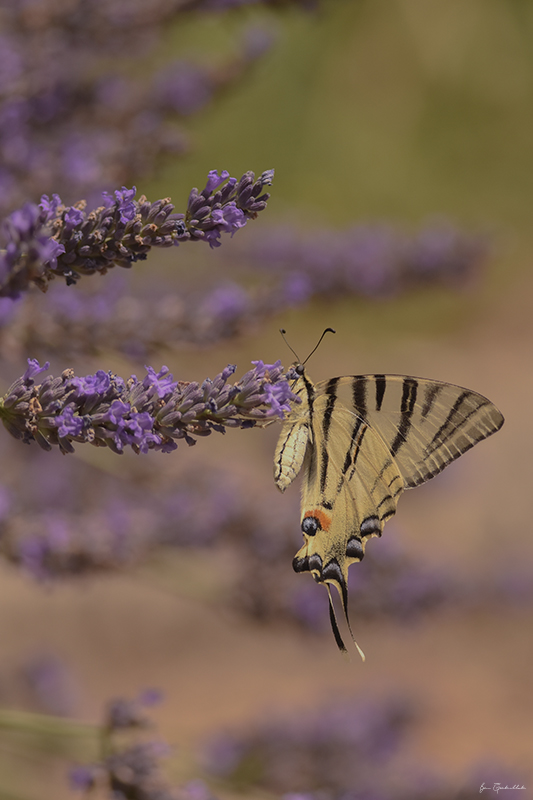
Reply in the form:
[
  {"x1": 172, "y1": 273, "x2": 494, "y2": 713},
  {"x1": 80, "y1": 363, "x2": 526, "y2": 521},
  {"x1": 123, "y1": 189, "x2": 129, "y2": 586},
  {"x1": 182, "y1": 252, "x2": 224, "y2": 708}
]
[
  {"x1": 294, "y1": 391, "x2": 405, "y2": 655},
  {"x1": 274, "y1": 376, "x2": 311, "y2": 493},
  {"x1": 274, "y1": 370, "x2": 504, "y2": 655}
]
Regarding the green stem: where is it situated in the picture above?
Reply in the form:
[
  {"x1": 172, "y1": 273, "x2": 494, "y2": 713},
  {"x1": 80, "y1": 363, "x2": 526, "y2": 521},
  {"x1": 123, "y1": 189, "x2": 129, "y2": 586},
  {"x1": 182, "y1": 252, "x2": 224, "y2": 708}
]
[{"x1": 0, "y1": 709, "x2": 97, "y2": 739}]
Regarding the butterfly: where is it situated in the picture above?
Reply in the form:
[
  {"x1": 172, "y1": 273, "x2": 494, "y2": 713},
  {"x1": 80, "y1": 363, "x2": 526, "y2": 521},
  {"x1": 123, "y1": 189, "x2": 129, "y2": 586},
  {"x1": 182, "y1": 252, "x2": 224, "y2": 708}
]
[{"x1": 274, "y1": 330, "x2": 504, "y2": 658}]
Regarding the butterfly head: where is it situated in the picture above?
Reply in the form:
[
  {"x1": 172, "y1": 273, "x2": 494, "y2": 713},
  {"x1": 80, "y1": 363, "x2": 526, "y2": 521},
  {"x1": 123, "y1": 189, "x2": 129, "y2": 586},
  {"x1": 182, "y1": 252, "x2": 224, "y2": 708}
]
[
  {"x1": 293, "y1": 362, "x2": 305, "y2": 377},
  {"x1": 287, "y1": 360, "x2": 306, "y2": 388}
]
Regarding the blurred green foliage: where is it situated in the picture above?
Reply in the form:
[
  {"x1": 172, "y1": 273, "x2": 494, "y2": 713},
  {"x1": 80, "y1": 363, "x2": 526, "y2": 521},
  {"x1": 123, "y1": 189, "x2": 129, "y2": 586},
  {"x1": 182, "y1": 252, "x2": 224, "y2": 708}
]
[{"x1": 149, "y1": 0, "x2": 533, "y2": 235}]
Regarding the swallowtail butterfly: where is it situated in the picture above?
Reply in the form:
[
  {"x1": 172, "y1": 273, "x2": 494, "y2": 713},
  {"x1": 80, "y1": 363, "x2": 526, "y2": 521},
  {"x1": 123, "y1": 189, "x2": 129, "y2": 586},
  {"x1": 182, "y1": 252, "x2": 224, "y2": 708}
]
[{"x1": 274, "y1": 330, "x2": 504, "y2": 658}]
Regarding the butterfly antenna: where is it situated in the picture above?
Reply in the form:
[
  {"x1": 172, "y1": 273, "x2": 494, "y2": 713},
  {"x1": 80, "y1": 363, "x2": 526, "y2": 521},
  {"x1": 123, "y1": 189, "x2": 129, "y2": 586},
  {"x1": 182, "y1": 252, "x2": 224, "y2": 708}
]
[
  {"x1": 279, "y1": 328, "x2": 301, "y2": 363},
  {"x1": 303, "y1": 327, "x2": 336, "y2": 365}
]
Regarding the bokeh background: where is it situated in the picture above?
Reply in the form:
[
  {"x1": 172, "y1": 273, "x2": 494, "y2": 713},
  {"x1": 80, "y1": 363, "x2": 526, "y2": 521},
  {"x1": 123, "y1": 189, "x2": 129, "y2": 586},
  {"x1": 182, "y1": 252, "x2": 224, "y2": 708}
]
[{"x1": 0, "y1": 1, "x2": 532, "y2": 798}]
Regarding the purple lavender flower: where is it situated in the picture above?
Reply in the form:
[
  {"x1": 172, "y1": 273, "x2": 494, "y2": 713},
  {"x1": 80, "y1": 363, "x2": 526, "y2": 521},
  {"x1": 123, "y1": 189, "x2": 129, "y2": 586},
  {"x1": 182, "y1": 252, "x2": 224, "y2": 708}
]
[
  {"x1": 0, "y1": 170, "x2": 273, "y2": 297},
  {"x1": 0, "y1": 358, "x2": 298, "y2": 454},
  {"x1": 143, "y1": 366, "x2": 178, "y2": 398},
  {"x1": 204, "y1": 170, "x2": 231, "y2": 194},
  {"x1": 261, "y1": 380, "x2": 294, "y2": 419},
  {"x1": 55, "y1": 406, "x2": 86, "y2": 438},
  {"x1": 114, "y1": 411, "x2": 160, "y2": 454},
  {"x1": 0, "y1": 454, "x2": 243, "y2": 578},
  {"x1": 101, "y1": 186, "x2": 137, "y2": 223},
  {"x1": 0, "y1": 202, "x2": 66, "y2": 297},
  {"x1": 186, "y1": 169, "x2": 274, "y2": 248},
  {"x1": 23, "y1": 358, "x2": 50, "y2": 383},
  {"x1": 70, "y1": 370, "x2": 111, "y2": 398}
]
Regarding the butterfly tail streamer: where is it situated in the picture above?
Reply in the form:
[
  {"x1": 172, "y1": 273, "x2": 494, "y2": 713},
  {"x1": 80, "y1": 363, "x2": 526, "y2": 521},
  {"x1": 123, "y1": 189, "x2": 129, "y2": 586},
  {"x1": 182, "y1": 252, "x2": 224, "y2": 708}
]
[
  {"x1": 329, "y1": 582, "x2": 366, "y2": 661},
  {"x1": 326, "y1": 584, "x2": 366, "y2": 660},
  {"x1": 326, "y1": 585, "x2": 348, "y2": 653},
  {"x1": 342, "y1": 596, "x2": 366, "y2": 662}
]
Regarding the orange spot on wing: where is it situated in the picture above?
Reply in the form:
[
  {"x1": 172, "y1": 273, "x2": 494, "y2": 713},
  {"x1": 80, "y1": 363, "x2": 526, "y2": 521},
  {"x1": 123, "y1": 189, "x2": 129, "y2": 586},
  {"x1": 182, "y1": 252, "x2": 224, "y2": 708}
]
[{"x1": 304, "y1": 509, "x2": 332, "y2": 532}]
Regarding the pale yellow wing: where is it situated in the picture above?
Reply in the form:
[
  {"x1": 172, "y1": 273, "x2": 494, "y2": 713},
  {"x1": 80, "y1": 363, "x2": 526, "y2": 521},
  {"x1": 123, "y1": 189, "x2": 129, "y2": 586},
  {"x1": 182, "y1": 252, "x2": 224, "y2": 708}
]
[
  {"x1": 294, "y1": 398, "x2": 403, "y2": 656},
  {"x1": 313, "y1": 374, "x2": 504, "y2": 489},
  {"x1": 274, "y1": 372, "x2": 504, "y2": 654}
]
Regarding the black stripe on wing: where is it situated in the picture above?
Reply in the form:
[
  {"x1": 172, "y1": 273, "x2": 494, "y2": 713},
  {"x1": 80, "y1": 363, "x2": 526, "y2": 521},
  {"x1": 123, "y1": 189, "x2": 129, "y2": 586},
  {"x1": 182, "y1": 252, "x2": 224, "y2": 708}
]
[
  {"x1": 341, "y1": 417, "x2": 366, "y2": 476},
  {"x1": 319, "y1": 378, "x2": 340, "y2": 494},
  {"x1": 374, "y1": 374, "x2": 386, "y2": 411},
  {"x1": 323, "y1": 377, "x2": 340, "y2": 439},
  {"x1": 426, "y1": 391, "x2": 490, "y2": 456},
  {"x1": 390, "y1": 377, "x2": 418, "y2": 457},
  {"x1": 352, "y1": 376, "x2": 368, "y2": 418},
  {"x1": 421, "y1": 383, "x2": 444, "y2": 418}
]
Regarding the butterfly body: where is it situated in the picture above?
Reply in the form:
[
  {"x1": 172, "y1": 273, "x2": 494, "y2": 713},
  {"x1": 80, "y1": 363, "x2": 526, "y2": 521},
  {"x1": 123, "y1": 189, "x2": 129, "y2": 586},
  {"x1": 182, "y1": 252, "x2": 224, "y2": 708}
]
[{"x1": 274, "y1": 367, "x2": 504, "y2": 655}]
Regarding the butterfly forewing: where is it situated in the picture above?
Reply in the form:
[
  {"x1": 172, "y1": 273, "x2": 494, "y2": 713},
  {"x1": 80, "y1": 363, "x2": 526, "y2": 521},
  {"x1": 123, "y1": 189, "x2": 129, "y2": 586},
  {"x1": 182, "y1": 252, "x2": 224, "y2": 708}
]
[
  {"x1": 313, "y1": 375, "x2": 505, "y2": 489},
  {"x1": 295, "y1": 398, "x2": 405, "y2": 576}
]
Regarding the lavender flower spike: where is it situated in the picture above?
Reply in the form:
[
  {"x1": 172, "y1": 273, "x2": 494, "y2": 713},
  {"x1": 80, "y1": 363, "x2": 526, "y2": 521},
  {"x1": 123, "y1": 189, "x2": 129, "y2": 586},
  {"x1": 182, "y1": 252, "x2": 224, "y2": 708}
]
[
  {"x1": 0, "y1": 359, "x2": 298, "y2": 454},
  {"x1": 0, "y1": 169, "x2": 274, "y2": 297},
  {"x1": 186, "y1": 168, "x2": 274, "y2": 248}
]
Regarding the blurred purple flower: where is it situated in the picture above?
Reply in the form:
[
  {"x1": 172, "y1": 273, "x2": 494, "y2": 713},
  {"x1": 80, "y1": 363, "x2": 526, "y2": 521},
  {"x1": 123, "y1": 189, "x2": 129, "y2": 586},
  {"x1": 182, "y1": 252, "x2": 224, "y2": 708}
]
[
  {"x1": 178, "y1": 779, "x2": 220, "y2": 800},
  {"x1": 69, "y1": 764, "x2": 100, "y2": 791},
  {"x1": 69, "y1": 691, "x2": 181, "y2": 798},
  {"x1": 200, "y1": 284, "x2": 251, "y2": 323},
  {"x1": 0, "y1": 217, "x2": 484, "y2": 359},
  {"x1": 23, "y1": 654, "x2": 80, "y2": 716},
  {"x1": 202, "y1": 732, "x2": 246, "y2": 776},
  {"x1": 156, "y1": 60, "x2": 213, "y2": 115},
  {"x1": 203, "y1": 697, "x2": 414, "y2": 794},
  {"x1": 106, "y1": 689, "x2": 163, "y2": 731},
  {"x1": 0, "y1": 3, "x2": 278, "y2": 214}
]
